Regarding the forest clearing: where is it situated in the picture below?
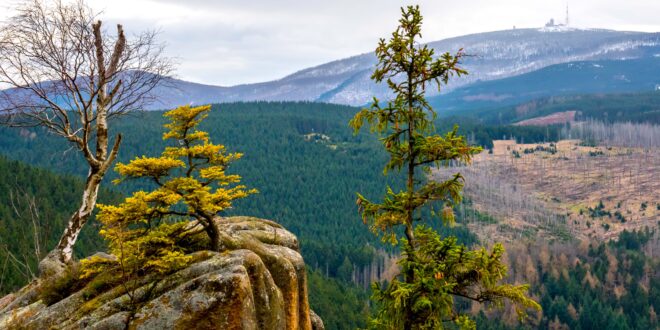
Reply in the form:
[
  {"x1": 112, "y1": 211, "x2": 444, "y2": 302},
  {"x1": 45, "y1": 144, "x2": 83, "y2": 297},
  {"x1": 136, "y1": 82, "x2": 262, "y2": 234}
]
[{"x1": 433, "y1": 138, "x2": 659, "y2": 243}]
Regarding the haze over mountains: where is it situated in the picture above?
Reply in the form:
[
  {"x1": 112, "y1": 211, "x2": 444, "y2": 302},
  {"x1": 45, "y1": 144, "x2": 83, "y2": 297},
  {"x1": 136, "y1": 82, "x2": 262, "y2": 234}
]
[
  {"x1": 145, "y1": 27, "x2": 660, "y2": 110},
  {"x1": 1, "y1": 26, "x2": 658, "y2": 112}
]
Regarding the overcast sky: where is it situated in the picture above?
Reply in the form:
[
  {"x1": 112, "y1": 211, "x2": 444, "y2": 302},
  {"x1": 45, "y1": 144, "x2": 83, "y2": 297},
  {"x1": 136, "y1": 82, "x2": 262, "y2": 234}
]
[{"x1": 1, "y1": 0, "x2": 658, "y2": 86}]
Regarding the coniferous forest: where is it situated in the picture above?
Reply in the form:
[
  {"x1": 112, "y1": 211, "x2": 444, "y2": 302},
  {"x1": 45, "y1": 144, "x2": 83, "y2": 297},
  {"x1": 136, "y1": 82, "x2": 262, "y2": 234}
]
[
  {"x1": 0, "y1": 1, "x2": 659, "y2": 329},
  {"x1": 0, "y1": 101, "x2": 657, "y2": 329}
]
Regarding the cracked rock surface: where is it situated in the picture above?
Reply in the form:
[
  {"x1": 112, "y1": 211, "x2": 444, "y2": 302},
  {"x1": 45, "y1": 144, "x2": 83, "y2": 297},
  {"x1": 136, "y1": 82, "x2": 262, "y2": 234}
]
[{"x1": 0, "y1": 216, "x2": 324, "y2": 330}]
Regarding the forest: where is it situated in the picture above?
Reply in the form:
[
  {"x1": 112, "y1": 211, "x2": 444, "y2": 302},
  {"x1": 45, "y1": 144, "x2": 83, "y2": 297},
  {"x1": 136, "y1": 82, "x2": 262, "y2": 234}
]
[
  {"x1": 0, "y1": 101, "x2": 522, "y2": 280},
  {"x1": 0, "y1": 0, "x2": 658, "y2": 328},
  {"x1": 0, "y1": 100, "x2": 657, "y2": 329},
  {"x1": 459, "y1": 92, "x2": 660, "y2": 126},
  {"x1": 478, "y1": 229, "x2": 660, "y2": 330},
  {"x1": 0, "y1": 156, "x2": 120, "y2": 294}
]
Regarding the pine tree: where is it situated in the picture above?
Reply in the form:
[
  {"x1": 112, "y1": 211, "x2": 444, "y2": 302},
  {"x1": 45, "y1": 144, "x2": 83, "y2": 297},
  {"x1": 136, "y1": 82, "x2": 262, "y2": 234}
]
[
  {"x1": 82, "y1": 104, "x2": 256, "y2": 281},
  {"x1": 349, "y1": 6, "x2": 540, "y2": 329}
]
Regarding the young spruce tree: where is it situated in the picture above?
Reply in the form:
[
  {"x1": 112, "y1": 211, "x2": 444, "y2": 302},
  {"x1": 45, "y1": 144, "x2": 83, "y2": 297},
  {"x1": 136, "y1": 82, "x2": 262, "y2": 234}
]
[
  {"x1": 82, "y1": 105, "x2": 255, "y2": 282},
  {"x1": 350, "y1": 6, "x2": 540, "y2": 329}
]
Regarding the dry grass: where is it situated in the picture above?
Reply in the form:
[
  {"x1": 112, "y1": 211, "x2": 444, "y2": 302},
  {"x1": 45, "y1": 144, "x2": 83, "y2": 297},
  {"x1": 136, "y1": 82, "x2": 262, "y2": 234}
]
[{"x1": 432, "y1": 139, "x2": 659, "y2": 243}]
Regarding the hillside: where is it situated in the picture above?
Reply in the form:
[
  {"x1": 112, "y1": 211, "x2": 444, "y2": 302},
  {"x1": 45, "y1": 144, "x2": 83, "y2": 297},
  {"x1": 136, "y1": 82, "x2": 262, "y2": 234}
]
[
  {"x1": 0, "y1": 102, "x2": 473, "y2": 329},
  {"x1": 3, "y1": 28, "x2": 656, "y2": 109},
  {"x1": 0, "y1": 102, "x2": 658, "y2": 329},
  {"x1": 0, "y1": 130, "x2": 371, "y2": 329},
  {"x1": 433, "y1": 138, "x2": 659, "y2": 243},
  {"x1": 0, "y1": 157, "x2": 120, "y2": 295},
  {"x1": 2, "y1": 102, "x2": 654, "y2": 265},
  {"x1": 0, "y1": 102, "x2": 485, "y2": 280},
  {"x1": 431, "y1": 57, "x2": 660, "y2": 113}
]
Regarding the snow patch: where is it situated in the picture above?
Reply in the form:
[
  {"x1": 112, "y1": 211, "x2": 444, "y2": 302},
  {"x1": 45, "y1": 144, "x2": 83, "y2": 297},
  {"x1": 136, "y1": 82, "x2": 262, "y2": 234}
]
[
  {"x1": 613, "y1": 75, "x2": 630, "y2": 82},
  {"x1": 538, "y1": 26, "x2": 582, "y2": 33}
]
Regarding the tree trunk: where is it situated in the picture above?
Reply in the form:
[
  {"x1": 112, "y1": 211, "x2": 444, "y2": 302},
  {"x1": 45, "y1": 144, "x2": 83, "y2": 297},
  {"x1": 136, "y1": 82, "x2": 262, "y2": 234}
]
[
  {"x1": 205, "y1": 219, "x2": 221, "y2": 252},
  {"x1": 404, "y1": 67, "x2": 416, "y2": 329},
  {"x1": 55, "y1": 168, "x2": 102, "y2": 263}
]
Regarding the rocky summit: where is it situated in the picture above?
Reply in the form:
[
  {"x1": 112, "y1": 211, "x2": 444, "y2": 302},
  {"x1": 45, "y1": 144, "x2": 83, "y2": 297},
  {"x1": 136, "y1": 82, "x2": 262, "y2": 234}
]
[{"x1": 0, "y1": 217, "x2": 324, "y2": 330}]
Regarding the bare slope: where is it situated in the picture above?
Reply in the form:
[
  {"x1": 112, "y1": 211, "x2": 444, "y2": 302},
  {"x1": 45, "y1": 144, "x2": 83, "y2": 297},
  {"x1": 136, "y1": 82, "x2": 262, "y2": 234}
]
[{"x1": 433, "y1": 139, "x2": 659, "y2": 243}]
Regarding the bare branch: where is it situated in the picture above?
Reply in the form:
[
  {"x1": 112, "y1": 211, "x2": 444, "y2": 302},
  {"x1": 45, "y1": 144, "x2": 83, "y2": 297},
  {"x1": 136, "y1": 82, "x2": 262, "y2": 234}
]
[{"x1": 0, "y1": 0, "x2": 173, "y2": 264}]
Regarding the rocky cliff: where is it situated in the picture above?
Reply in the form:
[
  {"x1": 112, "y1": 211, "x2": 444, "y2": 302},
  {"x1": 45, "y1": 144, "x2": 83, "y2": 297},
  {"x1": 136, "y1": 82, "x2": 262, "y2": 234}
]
[{"x1": 0, "y1": 216, "x2": 324, "y2": 330}]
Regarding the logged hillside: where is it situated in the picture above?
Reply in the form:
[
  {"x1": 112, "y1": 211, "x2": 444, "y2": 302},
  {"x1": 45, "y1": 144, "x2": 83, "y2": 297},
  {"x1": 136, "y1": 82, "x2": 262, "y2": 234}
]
[{"x1": 434, "y1": 138, "x2": 659, "y2": 243}]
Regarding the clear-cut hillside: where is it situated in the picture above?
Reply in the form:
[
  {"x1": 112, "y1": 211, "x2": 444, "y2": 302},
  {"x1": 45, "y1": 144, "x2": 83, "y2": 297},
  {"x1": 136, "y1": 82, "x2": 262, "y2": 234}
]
[{"x1": 146, "y1": 28, "x2": 660, "y2": 108}]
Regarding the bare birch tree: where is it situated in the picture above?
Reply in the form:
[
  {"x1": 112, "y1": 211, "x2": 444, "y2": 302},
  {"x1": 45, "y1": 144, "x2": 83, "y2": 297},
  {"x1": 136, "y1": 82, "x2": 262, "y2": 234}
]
[{"x1": 0, "y1": 0, "x2": 172, "y2": 267}]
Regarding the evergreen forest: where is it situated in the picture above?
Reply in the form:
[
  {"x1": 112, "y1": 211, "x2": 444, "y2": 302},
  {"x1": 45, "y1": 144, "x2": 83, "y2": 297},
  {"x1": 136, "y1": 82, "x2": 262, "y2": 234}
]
[{"x1": 0, "y1": 101, "x2": 657, "y2": 329}]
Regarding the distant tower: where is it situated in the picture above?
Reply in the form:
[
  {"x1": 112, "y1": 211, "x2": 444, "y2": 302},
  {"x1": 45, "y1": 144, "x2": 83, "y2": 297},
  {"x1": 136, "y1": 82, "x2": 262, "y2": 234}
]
[{"x1": 565, "y1": 2, "x2": 569, "y2": 26}]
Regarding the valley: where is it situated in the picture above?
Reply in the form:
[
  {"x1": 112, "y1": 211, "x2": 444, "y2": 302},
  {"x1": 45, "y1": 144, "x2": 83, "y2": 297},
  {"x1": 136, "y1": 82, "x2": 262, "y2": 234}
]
[
  {"x1": 0, "y1": 2, "x2": 658, "y2": 326},
  {"x1": 0, "y1": 100, "x2": 657, "y2": 329}
]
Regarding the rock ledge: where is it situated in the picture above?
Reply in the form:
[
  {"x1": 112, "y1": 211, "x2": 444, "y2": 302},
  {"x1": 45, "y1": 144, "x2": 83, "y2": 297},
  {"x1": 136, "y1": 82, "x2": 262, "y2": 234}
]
[{"x1": 0, "y1": 216, "x2": 324, "y2": 330}]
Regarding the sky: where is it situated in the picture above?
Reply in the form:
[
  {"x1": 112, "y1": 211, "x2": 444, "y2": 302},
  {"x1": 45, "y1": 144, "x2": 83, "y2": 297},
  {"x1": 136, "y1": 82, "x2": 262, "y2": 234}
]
[{"x1": 0, "y1": 0, "x2": 658, "y2": 86}]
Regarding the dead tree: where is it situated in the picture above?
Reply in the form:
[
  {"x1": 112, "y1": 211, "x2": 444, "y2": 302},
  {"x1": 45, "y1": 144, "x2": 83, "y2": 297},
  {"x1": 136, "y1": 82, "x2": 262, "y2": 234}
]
[{"x1": 0, "y1": 0, "x2": 172, "y2": 267}]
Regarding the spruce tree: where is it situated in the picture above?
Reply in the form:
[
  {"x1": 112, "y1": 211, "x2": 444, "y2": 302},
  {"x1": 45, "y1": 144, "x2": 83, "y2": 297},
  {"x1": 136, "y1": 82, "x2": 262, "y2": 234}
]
[
  {"x1": 82, "y1": 104, "x2": 256, "y2": 280},
  {"x1": 350, "y1": 6, "x2": 540, "y2": 329}
]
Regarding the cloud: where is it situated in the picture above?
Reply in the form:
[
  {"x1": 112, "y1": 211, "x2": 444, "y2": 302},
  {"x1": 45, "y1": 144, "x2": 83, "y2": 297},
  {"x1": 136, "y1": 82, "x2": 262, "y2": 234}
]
[{"x1": 2, "y1": 0, "x2": 659, "y2": 85}]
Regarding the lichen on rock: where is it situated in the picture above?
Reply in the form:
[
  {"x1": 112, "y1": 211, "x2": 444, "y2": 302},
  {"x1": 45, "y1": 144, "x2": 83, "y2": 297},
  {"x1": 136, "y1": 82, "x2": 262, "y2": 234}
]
[{"x1": 0, "y1": 216, "x2": 323, "y2": 330}]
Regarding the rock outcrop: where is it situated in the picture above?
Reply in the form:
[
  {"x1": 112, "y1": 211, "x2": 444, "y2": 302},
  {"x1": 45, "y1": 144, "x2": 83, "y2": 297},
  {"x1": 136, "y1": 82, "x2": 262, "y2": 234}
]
[{"x1": 0, "y1": 216, "x2": 324, "y2": 330}]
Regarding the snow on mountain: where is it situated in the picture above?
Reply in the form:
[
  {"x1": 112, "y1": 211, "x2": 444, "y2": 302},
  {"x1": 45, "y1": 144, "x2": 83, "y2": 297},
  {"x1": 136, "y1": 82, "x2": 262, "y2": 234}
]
[
  {"x1": 4, "y1": 28, "x2": 659, "y2": 109},
  {"x1": 195, "y1": 28, "x2": 660, "y2": 108}
]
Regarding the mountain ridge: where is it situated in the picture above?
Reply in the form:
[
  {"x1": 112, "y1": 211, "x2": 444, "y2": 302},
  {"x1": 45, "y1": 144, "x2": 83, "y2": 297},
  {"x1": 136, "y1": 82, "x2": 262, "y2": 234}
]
[
  {"x1": 152, "y1": 27, "x2": 660, "y2": 108},
  {"x1": 2, "y1": 27, "x2": 659, "y2": 110}
]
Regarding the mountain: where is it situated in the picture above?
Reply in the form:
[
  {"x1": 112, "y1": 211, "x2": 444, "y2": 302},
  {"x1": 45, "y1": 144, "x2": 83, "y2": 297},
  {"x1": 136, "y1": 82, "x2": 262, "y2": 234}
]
[
  {"x1": 430, "y1": 57, "x2": 660, "y2": 114},
  {"x1": 147, "y1": 27, "x2": 660, "y2": 108},
  {"x1": 1, "y1": 28, "x2": 658, "y2": 109}
]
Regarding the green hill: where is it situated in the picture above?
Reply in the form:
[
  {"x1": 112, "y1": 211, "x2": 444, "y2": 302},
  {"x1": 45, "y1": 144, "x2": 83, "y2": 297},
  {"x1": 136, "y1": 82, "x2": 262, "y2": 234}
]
[
  {"x1": 0, "y1": 102, "x2": 480, "y2": 279},
  {"x1": 0, "y1": 156, "x2": 120, "y2": 294},
  {"x1": 463, "y1": 91, "x2": 660, "y2": 125},
  {"x1": 0, "y1": 101, "x2": 658, "y2": 329}
]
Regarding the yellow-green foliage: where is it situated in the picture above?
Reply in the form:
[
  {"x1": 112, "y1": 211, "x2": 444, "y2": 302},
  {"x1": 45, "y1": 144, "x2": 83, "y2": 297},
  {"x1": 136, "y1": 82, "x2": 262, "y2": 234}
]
[
  {"x1": 82, "y1": 104, "x2": 255, "y2": 283},
  {"x1": 350, "y1": 6, "x2": 540, "y2": 329},
  {"x1": 370, "y1": 227, "x2": 541, "y2": 329}
]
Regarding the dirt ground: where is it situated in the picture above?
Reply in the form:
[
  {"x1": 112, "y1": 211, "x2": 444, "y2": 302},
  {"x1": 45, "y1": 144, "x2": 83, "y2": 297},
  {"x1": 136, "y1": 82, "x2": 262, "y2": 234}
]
[{"x1": 432, "y1": 139, "x2": 659, "y2": 243}]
